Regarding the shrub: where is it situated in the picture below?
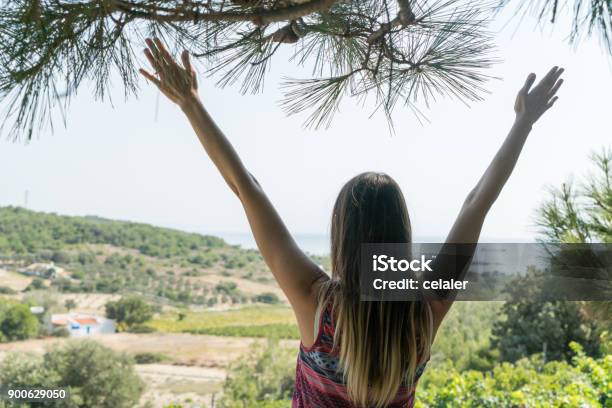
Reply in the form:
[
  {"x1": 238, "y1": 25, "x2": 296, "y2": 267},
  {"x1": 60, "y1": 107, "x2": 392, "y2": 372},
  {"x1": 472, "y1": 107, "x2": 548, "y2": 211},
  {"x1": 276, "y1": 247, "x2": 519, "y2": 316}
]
[
  {"x1": 219, "y1": 340, "x2": 295, "y2": 408},
  {"x1": 215, "y1": 281, "x2": 238, "y2": 295},
  {"x1": 416, "y1": 343, "x2": 610, "y2": 408},
  {"x1": 51, "y1": 251, "x2": 71, "y2": 264},
  {"x1": 133, "y1": 352, "x2": 169, "y2": 364},
  {"x1": 51, "y1": 326, "x2": 71, "y2": 338},
  {"x1": 0, "y1": 286, "x2": 17, "y2": 294},
  {"x1": 0, "y1": 340, "x2": 145, "y2": 408},
  {"x1": 127, "y1": 324, "x2": 156, "y2": 334},
  {"x1": 0, "y1": 303, "x2": 39, "y2": 341},
  {"x1": 105, "y1": 296, "x2": 153, "y2": 328},
  {"x1": 25, "y1": 278, "x2": 45, "y2": 291},
  {"x1": 492, "y1": 271, "x2": 601, "y2": 363},
  {"x1": 253, "y1": 293, "x2": 281, "y2": 305}
]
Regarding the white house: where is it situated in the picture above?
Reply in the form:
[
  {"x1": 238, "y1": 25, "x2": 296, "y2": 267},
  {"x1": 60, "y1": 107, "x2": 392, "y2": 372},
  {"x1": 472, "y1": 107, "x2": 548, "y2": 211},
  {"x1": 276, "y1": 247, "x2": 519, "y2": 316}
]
[
  {"x1": 50, "y1": 313, "x2": 116, "y2": 337},
  {"x1": 30, "y1": 306, "x2": 45, "y2": 315}
]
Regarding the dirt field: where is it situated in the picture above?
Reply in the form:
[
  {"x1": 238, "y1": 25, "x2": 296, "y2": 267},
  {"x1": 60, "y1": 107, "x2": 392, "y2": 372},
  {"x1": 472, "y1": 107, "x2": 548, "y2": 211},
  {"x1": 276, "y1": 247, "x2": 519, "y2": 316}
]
[
  {"x1": 0, "y1": 268, "x2": 33, "y2": 291},
  {"x1": 56, "y1": 293, "x2": 121, "y2": 314},
  {"x1": 137, "y1": 364, "x2": 225, "y2": 407},
  {"x1": 192, "y1": 273, "x2": 287, "y2": 300},
  {"x1": 0, "y1": 332, "x2": 262, "y2": 366}
]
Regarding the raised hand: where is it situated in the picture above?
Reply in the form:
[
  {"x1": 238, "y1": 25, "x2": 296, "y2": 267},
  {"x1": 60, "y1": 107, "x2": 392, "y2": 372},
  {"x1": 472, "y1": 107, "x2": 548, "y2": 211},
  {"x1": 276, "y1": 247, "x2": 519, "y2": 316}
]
[
  {"x1": 139, "y1": 38, "x2": 199, "y2": 107},
  {"x1": 514, "y1": 66, "x2": 564, "y2": 125}
]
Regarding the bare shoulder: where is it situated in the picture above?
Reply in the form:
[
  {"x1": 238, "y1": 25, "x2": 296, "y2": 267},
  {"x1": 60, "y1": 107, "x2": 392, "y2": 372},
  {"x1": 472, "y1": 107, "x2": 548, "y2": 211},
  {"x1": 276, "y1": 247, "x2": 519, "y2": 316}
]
[{"x1": 296, "y1": 271, "x2": 331, "y2": 348}]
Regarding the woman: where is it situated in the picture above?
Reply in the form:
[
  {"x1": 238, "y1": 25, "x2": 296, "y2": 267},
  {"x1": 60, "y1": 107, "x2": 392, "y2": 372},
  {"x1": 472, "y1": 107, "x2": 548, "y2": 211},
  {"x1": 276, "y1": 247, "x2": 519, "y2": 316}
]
[{"x1": 139, "y1": 38, "x2": 564, "y2": 408}]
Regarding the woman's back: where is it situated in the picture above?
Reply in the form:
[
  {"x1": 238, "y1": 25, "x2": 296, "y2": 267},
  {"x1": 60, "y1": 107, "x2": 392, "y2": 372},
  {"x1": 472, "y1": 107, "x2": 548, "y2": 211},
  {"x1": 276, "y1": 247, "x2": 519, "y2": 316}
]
[{"x1": 293, "y1": 297, "x2": 429, "y2": 408}]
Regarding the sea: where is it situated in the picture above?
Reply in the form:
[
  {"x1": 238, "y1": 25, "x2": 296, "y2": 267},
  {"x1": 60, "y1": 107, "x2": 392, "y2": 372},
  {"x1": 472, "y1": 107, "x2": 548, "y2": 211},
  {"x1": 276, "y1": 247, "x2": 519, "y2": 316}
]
[
  {"x1": 213, "y1": 232, "x2": 332, "y2": 255},
  {"x1": 207, "y1": 232, "x2": 483, "y2": 256}
]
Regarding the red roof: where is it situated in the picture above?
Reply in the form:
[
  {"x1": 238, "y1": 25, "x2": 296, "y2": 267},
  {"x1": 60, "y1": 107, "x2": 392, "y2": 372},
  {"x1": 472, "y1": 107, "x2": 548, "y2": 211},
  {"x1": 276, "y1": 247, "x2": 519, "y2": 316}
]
[
  {"x1": 52, "y1": 318, "x2": 69, "y2": 326},
  {"x1": 74, "y1": 317, "x2": 98, "y2": 325}
]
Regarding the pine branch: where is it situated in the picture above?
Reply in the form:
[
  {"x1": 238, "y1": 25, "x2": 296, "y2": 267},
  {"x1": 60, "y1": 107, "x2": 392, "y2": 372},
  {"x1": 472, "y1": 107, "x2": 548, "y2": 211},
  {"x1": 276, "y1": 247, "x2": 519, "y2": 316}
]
[
  {"x1": 0, "y1": 0, "x2": 500, "y2": 140},
  {"x1": 282, "y1": 0, "x2": 498, "y2": 128},
  {"x1": 498, "y1": 0, "x2": 612, "y2": 55},
  {"x1": 281, "y1": 72, "x2": 357, "y2": 129},
  {"x1": 111, "y1": 0, "x2": 338, "y2": 25},
  {"x1": 367, "y1": 0, "x2": 416, "y2": 43}
]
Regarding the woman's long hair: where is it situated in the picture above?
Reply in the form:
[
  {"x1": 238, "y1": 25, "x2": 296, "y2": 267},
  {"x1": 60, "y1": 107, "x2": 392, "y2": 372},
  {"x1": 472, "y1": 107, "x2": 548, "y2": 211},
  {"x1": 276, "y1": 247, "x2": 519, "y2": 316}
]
[{"x1": 320, "y1": 172, "x2": 433, "y2": 408}]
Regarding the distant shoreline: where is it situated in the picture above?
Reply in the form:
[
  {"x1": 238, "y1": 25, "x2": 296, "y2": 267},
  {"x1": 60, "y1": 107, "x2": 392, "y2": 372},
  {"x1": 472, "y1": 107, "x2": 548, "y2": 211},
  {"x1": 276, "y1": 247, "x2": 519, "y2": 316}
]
[
  {"x1": 208, "y1": 232, "x2": 535, "y2": 256},
  {"x1": 213, "y1": 232, "x2": 332, "y2": 255}
]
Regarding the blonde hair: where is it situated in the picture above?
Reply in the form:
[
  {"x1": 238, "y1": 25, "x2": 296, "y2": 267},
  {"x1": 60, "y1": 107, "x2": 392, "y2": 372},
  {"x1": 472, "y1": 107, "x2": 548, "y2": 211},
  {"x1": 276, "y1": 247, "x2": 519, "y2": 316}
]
[{"x1": 326, "y1": 172, "x2": 433, "y2": 407}]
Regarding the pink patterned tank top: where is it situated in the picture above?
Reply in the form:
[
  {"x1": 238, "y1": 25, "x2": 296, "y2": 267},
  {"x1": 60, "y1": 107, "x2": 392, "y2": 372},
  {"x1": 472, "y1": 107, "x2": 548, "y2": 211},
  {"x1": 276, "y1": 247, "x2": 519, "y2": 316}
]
[{"x1": 292, "y1": 300, "x2": 429, "y2": 408}]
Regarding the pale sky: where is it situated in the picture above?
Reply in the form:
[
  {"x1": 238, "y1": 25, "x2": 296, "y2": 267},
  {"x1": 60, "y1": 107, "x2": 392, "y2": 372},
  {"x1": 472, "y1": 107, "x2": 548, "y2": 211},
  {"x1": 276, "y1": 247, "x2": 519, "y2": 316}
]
[{"x1": 0, "y1": 9, "x2": 610, "y2": 242}]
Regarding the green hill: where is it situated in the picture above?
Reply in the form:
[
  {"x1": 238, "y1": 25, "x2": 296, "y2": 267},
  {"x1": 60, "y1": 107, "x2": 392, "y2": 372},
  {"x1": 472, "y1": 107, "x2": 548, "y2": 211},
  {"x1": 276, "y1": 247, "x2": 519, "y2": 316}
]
[
  {"x1": 0, "y1": 206, "x2": 225, "y2": 257},
  {"x1": 0, "y1": 206, "x2": 298, "y2": 306}
]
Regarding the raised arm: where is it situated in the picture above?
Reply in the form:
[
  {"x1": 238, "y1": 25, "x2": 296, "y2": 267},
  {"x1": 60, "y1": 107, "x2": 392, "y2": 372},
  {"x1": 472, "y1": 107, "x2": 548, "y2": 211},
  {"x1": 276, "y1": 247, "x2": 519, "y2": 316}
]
[
  {"x1": 430, "y1": 66, "x2": 565, "y2": 325},
  {"x1": 139, "y1": 38, "x2": 326, "y2": 342}
]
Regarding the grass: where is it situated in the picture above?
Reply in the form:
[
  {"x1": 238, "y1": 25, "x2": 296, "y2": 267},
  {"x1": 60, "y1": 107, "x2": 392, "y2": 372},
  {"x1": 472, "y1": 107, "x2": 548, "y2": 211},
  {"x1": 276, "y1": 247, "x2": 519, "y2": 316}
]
[
  {"x1": 186, "y1": 324, "x2": 299, "y2": 339},
  {"x1": 150, "y1": 305, "x2": 298, "y2": 339},
  {"x1": 161, "y1": 380, "x2": 223, "y2": 396}
]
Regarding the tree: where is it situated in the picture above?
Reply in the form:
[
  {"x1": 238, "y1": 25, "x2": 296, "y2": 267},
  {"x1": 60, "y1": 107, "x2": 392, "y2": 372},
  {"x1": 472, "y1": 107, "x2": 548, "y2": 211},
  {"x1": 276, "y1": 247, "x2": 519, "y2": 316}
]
[
  {"x1": 491, "y1": 269, "x2": 601, "y2": 363},
  {"x1": 64, "y1": 298, "x2": 77, "y2": 311},
  {"x1": 538, "y1": 148, "x2": 611, "y2": 244},
  {"x1": 51, "y1": 250, "x2": 72, "y2": 264},
  {"x1": 491, "y1": 147, "x2": 611, "y2": 362},
  {"x1": 0, "y1": 340, "x2": 145, "y2": 408},
  {"x1": 105, "y1": 295, "x2": 153, "y2": 329},
  {"x1": 537, "y1": 147, "x2": 611, "y2": 325},
  {"x1": 25, "y1": 277, "x2": 46, "y2": 291},
  {"x1": 0, "y1": 0, "x2": 502, "y2": 140},
  {"x1": 0, "y1": 303, "x2": 39, "y2": 341},
  {"x1": 215, "y1": 281, "x2": 239, "y2": 295}
]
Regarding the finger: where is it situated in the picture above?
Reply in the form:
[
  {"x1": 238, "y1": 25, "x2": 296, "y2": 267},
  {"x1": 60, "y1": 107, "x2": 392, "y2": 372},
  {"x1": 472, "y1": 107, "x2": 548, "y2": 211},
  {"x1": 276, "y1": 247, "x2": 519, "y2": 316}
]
[
  {"x1": 146, "y1": 38, "x2": 169, "y2": 70},
  {"x1": 144, "y1": 48, "x2": 163, "y2": 73},
  {"x1": 139, "y1": 69, "x2": 161, "y2": 87},
  {"x1": 520, "y1": 73, "x2": 536, "y2": 94},
  {"x1": 548, "y1": 78, "x2": 563, "y2": 98},
  {"x1": 180, "y1": 50, "x2": 198, "y2": 87},
  {"x1": 545, "y1": 96, "x2": 559, "y2": 110},
  {"x1": 542, "y1": 66, "x2": 559, "y2": 84},
  {"x1": 191, "y1": 69, "x2": 198, "y2": 89},
  {"x1": 545, "y1": 67, "x2": 564, "y2": 90},
  {"x1": 154, "y1": 38, "x2": 175, "y2": 67},
  {"x1": 181, "y1": 50, "x2": 198, "y2": 88},
  {"x1": 181, "y1": 50, "x2": 191, "y2": 72},
  {"x1": 144, "y1": 38, "x2": 163, "y2": 68},
  {"x1": 145, "y1": 38, "x2": 160, "y2": 59}
]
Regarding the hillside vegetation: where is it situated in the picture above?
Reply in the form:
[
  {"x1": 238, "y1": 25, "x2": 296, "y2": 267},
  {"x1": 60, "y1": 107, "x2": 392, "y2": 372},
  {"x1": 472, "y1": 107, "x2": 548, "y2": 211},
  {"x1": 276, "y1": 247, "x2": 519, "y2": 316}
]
[{"x1": 0, "y1": 206, "x2": 327, "y2": 306}]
